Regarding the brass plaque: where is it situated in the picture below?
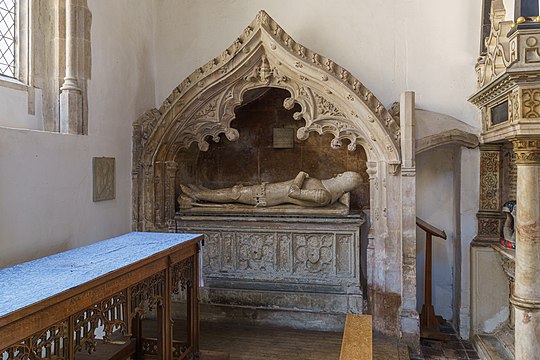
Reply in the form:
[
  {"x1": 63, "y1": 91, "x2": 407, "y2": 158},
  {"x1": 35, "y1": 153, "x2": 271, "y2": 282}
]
[{"x1": 273, "y1": 128, "x2": 294, "y2": 149}]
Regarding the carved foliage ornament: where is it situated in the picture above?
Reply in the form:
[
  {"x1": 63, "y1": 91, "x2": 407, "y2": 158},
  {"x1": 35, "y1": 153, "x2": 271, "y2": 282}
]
[
  {"x1": 73, "y1": 292, "x2": 128, "y2": 354},
  {"x1": 3, "y1": 324, "x2": 68, "y2": 360},
  {"x1": 478, "y1": 218, "x2": 500, "y2": 236},
  {"x1": 480, "y1": 151, "x2": 500, "y2": 211}
]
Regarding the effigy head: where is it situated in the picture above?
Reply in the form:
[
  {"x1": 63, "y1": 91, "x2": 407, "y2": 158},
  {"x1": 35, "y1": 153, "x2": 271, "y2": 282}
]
[{"x1": 334, "y1": 171, "x2": 362, "y2": 191}]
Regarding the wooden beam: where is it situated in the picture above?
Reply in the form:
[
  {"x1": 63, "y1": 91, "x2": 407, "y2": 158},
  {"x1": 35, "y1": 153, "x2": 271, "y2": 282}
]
[{"x1": 340, "y1": 314, "x2": 372, "y2": 360}]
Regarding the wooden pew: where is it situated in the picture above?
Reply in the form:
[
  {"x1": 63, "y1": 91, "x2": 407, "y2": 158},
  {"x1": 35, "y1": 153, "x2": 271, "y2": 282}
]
[
  {"x1": 0, "y1": 232, "x2": 203, "y2": 360},
  {"x1": 339, "y1": 314, "x2": 373, "y2": 360}
]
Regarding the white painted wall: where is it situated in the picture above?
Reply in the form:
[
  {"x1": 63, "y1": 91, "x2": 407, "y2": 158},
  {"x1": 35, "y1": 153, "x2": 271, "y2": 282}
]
[{"x1": 0, "y1": 0, "x2": 156, "y2": 268}]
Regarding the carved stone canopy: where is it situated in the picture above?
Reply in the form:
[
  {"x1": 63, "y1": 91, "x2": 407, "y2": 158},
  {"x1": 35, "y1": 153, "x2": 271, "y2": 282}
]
[{"x1": 134, "y1": 10, "x2": 401, "y2": 166}]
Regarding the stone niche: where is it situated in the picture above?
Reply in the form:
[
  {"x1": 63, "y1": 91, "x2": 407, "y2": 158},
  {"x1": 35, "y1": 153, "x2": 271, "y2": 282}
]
[
  {"x1": 171, "y1": 88, "x2": 369, "y2": 330},
  {"x1": 174, "y1": 88, "x2": 369, "y2": 207},
  {"x1": 133, "y1": 10, "x2": 417, "y2": 343}
]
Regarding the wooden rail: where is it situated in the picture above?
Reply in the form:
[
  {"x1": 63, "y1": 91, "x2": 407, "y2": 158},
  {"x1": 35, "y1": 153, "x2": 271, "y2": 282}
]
[
  {"x1": 0, "y1": 232, "x2": 203, "y2": 360},
  {"x1": 417, "y1": 217, "x2": 448, "y2": 340}
]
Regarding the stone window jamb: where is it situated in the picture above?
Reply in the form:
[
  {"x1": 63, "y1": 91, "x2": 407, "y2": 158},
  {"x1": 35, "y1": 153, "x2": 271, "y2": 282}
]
[
  {"x1": 0, "y1": 0, "x2": 91, "y2": 132},
  {"x1": 0, "y1": 0, "x2": 35, "y2": 115}
]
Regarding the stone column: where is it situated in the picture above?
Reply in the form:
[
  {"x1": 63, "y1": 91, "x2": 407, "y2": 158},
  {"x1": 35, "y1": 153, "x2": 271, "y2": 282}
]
[
  {"x1": 165, "y1": 161, "x2": 179, "y2": 227},
  {"x1": 60, "y1": 0, "x2": 83, "y2": 134},
  {"x1": 511, "y1": 138, "x2": 540, "y2": 360},
  {"x1": 399, "y1": 92, "x2": 420, "y2": 349}
]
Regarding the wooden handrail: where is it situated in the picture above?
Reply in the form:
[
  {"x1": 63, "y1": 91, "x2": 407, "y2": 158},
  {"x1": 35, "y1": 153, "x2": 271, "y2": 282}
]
[{"x1": 416, "y1": 217, "x2": 446, "y2": 240}]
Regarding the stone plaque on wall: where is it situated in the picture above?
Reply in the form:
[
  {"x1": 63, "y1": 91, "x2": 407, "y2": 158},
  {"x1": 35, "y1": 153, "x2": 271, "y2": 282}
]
[{"x1": 93, "y1": 157, "x2": 115, "y2": 202}]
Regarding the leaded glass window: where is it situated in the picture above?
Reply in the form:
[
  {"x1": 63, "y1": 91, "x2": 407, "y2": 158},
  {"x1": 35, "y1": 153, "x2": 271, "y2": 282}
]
[{"x1": 0, "y1": 0, "x2": 16, "y2": 78}]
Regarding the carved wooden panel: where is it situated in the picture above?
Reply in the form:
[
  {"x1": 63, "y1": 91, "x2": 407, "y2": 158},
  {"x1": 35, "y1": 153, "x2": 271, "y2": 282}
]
[
  {"x1": 3, "y1": 323, "x2": 68, "y2": 359},
  {"x1": 1, "y1": 233, "x2": 202, "y2": 360}
]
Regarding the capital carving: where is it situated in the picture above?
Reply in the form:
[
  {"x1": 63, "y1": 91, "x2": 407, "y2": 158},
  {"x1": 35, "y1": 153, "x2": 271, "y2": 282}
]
[{"x1": 512, "y1": 139, "x2": 540, "y2": 165}]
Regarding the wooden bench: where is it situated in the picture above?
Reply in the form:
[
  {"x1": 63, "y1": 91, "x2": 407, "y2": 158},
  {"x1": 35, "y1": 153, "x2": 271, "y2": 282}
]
[
  {"x1": 339, "y1": 314, "x2": 373, "y2": 360},
  {"x1": 0, "y1": 232, "x2": 203, "y2": 360}
]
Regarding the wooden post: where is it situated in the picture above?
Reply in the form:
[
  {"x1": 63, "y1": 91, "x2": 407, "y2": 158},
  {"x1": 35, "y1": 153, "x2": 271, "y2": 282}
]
[
  {"x1": 417, "y1": 217, "x2": 448, "y2": 340},
  {"x1": 421, "y1": 233, "x2": 438, "y2": 330}
]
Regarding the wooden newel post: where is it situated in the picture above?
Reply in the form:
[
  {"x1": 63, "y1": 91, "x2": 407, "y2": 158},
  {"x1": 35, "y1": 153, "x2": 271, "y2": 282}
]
[{"x1": 417, "y1": 217, "x2": 447, "y2": 340}]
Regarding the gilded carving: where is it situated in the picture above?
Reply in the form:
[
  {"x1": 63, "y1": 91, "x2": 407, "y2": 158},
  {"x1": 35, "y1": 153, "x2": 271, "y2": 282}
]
[
  {"x1": 480, "y1": 151, "x2": 500, "y2": 211},
  {"x1": 478, "y1": 218, "x2": 500, "y2": 237},
  {"x1": 512, "y1": 139, "x2": 540, "y2": 165},
  {"x1": 521, "y1": 89, "x2": 540, "y2": 118}
]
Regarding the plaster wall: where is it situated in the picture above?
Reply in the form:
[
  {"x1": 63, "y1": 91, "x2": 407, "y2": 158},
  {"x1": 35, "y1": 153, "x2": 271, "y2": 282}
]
[{"x1": 0, "y1": 0, "x2": 156, "y2": 268}]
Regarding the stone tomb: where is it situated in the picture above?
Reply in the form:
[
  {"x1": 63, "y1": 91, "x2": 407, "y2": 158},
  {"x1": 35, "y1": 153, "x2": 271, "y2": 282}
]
[{"x1": 168, "y1": 87, "x2": 368, "y2": 329}]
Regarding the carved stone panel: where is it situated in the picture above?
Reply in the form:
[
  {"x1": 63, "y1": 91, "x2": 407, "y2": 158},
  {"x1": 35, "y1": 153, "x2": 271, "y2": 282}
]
[
  {"x1": 521, "y1": 88, "x2": 540, "y2": 119},
  {"x1": 172, "y1": 213, "x2": 364, "y2": 321},
  {"x1": 237, "y1": 232, "x2": 275, "y2": 272},
  {"x1": 93, "y1": 157, "x2": 115, "y2": 202},
  {"x1": 196, "y1": 228, "x2": 357, "y2": 283},
  {"x1": 293, "y1": 233, "x2": 334, "y2": 275}
]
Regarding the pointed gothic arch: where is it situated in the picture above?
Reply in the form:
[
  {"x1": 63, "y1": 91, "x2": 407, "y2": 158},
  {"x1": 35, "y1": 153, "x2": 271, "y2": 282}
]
[{"x1": 132, "y1": 10, "x2": 418, "y2": 345}]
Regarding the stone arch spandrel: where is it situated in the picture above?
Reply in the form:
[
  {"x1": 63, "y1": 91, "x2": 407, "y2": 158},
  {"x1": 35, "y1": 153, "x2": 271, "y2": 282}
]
[{"x1": 134, "y1": 10, "x2": 401, "y2": 167}]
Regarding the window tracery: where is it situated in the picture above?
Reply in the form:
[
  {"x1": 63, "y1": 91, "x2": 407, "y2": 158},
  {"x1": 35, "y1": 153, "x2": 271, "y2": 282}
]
[{"x1": 0, "y1": 0, "x2": 16, "y2": 78}]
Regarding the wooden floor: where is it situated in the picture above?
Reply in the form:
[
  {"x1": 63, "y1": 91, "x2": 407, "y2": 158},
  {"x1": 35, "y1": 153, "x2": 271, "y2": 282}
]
[{"x1": 200, "y1": 322, "x2": 410, "y2": 360}]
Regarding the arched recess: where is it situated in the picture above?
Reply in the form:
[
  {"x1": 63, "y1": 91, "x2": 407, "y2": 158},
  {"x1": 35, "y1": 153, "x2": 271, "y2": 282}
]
[{"x1": 132, "y1": 10, "x2": 417, "y2": 343}]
